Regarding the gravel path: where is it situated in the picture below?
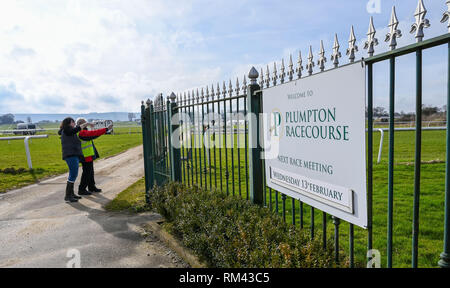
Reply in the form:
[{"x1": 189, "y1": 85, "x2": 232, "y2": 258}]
[{"x1": 0, "y1": 146, "x2": 186, "y2": 268}]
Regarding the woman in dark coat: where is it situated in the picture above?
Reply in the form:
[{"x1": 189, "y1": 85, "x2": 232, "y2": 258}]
[{"x1": 58, "y1": 117, "x2": 91, "y2": 202}]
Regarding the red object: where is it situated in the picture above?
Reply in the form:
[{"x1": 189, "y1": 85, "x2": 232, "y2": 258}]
[{"x1": 79, "y1": 128, "x2": 107, "y2": 162}]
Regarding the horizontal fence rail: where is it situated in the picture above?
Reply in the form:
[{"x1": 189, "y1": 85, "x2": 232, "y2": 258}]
[{"x1": 142, "y1": 0, "x2": 450, "y2": 268}]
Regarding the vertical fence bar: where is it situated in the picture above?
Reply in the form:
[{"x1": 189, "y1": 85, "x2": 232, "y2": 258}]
[
  {"x1": 300, "y1": 201, "x2": 304, "y2": 229},
  {"x1": 202, "y1": 92, "x2": 208, "y2": 187},
  {"x1": 223, "y1": 85, "x2": 230, "y2": 195},
  {"x1": 349, "y1": 224, "x2": 354, "y2": 268},
  {"x1": 244, "y1": 95, "x2": 249, "y2": 200},
  {"x1": 323, "y1": 212, "x2": 327, "y2": 249},
  {"x1": 207, "y1": 92, "x2": 212, "y2": 190},
  {"x1": 169, "y1": 94, "x2": 182, "y2": 182},
  {"x1": 247, "y1": 67, "x2": 263, "y2": 205},
  {"x1": 333, "y1": 217, "x2": 340, "y2": 264},
  {"x1": 141, "y1": 101, "x2": 150, "y2": 201},
  {"x1": 311, "y1": 207, "x2": 315, "y2": 239},
  {"x1": 229, "y1": 88, "x2": 236, "y2": 197},
  {"x1": 387, "y1": 56, "x2": 396, "y2": 268},
  {"x1": 367, "y1": 62, "x2": 374, "y2": 258},
  {"x1": 180, "y1": 97, "x2": 187, "y2": 185},
  {"x1": 237, "y1": 94, "x2": 242, "y2": 198},
  {"x1": 292, "y1": 198, "x2": 296, "y2": 226},
  {"x1": 217, "y1": 86, "x2": 223, "y2": 192},
  {"x1": 282, "y1": 194, "x2": 286, "y2": 222},
  {"x1": 148, "y1": 103, "x2": 155, "y2": 189},
  {"x1": 412, "y1": 48, "x2": 423, "y2": 268},
  {"x1": 197, "y1": 92, "x2": 203, "y2": 187},
  {"x1": 439, "y1": 41, "x2": 450, "y2": 269}
]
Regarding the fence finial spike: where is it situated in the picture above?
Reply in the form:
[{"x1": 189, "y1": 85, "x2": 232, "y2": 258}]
[
  {"x1": 265, "y1": 65, "x2": 270, "y2": 88},
  {"x1": 288, "y1": 54, "x2": 294, "y2": 81},
  {"x1": 211, "y1": 84, "x2": 215, "y2": 100},
  {"x1": 228, "y1": 79, "x2": 233, "y2": 96},
  {"x1": 272, "y1": 62, "x2": 278, "y2": 86},
  {"x1": 410, "y1": 0, "x2": 430, "y2": 42},
  {"x1": 146, "y1": 98, "x2": 151, "y2": 106},
  {"x1": 364, "y1": 16, "x2": 379, "y2": 57},
  {"x1": 385, "y1": 6, "x2": 402, "y2": 50},
  {"x1": 243, "y1": 74, "x2": 248, "y2": 94},
  {"x1": 259, "y1": 68, "x2": 264, "y2": 88},
  {"x1": 280, "y1": 58, "x2": 286, "y2": 84},
  {"x1": 206, "y1": 86, "x2": 209, "y2": 100},
  {"x1": 216, "y1": 83, "x2": 221, "y2": 99},
  {"x1": 347, "y1": 25, "x2": 358, "y2": 63},
  {"x1": 235, "y1": 77, "x2": 240, "y2": 95},
  {"x1": 307, "y1": 46, "x2": 315, "y2": 76},
  {"x1": 296, "y1": 50, "x2": 304, "y2": 79},
  {"x1": 441, "y1": 0, "x2": 450, "y2": 32},
  {"x1": 196, "y1": 88, "x2": 200, "y2": 102},
  {"x1": 331, "y1": 34, "x2": 342, "y2": 68},
  {"x1": 318, "y1": 40, "x2": 327, "y2": 72},
  {"x1": 222, "y1": 81, "x2": 227, "y2": 98}
]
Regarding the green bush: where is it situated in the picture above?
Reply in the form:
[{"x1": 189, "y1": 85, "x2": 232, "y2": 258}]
[{"x1": 149, "y1": 183, "x2": 338, "y2": 268}]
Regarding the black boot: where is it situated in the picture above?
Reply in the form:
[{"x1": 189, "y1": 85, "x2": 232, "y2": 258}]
[
  {"x1": 78, "y1": 188, "x2": 92, "y2": 196},
  {"x1": 89, "y1": 186, "x2": 102, "y2": 193},
  {"x1": 65, "y1": 182, "x2": 78, "y2": 203}
]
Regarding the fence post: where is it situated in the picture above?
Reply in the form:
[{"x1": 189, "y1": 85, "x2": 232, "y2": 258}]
[
  {"x1": 146, "y1": 99, "x2": 155, "y2": 190},
  {"x1": 247, "y1": 67, "x2": 263, "y2": 205},
  {"x1": 141, "y1": 101, "x2": 150, "y2": 202},
  {"x1": 168, "y1": 92, "x2": 182, "y2": 182}
]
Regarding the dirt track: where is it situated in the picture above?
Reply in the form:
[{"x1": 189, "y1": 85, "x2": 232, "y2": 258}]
[{"x1": 0, "y1": 146, "x2": 186, "y2": 268}]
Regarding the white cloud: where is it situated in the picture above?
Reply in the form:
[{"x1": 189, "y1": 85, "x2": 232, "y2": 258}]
[{"x1": 0, "y1": 0, "x2": 218, "y2": 114}]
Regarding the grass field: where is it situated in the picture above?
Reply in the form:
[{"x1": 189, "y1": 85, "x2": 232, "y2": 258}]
[
  {"x1": 0, "y1": 132, "x2": 143, "y2": 193},
  {"x1": 173, "y1": 129, "x2": 446, "y2": 268}
]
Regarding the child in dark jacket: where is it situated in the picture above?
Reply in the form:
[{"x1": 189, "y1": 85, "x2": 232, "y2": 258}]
[{"x1": 76, "y1": 118, "x2": 112, "y2": 195}]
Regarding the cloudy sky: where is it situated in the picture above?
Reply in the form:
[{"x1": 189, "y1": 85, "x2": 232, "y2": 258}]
[{"x1": 0, "y1": 0, "x2": 448, "y2": 114}]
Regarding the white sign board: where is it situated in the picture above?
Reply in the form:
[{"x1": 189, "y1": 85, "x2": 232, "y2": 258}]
[{"x1": 262, "y1": 62, "x2": 367, "y2": 228}]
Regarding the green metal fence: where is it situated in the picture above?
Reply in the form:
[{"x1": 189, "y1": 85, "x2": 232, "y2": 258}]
[{"x1": 141, "y1": 0, "x2": 450, "y2": 268}]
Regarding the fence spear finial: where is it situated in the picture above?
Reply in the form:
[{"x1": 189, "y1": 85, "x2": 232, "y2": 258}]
[
  {"x1": 265, "y1": 65, "x2": 270, "y2": 88},
  {"x1": 410, "y1": 0, "x2": 430, "y2": 42},
  {"x1": 347, "y1": 26, "x2": 358, "y2": 63},
  {"x1": 307, "y1": 46, "x2": 315, "y2": 75},
  {"x1": 259, "y1": 68, "x2": 264, "y2": 88},
  {"x1": 211, "y1": 84, "x2": 215, "y2": 100},
  {"x1": 318, "y1": 40, "x2": 327, "y2": 72},
  {"x1": 272, "y1": 62, "x2": 278, "y2": 86},
  {"x1": 216, "y1": 83, "x2": 221, "y2": 99},
  {"x1": 296, "y1": 50, "x2": 304, "y2": 79},
  {"x1": 364, "y1": 16, "x2": 379, "y2": 57},
  {"x1": 228, "y1": 79, "x2": 233, "y2": 97},
  {"x1": 222, "y1": 81, "x2": 227, "y2": 98},
  {"x1": 385, "y1": 6, "x2": 402, "y2": 50},
  {"x1": 280, "y1": 59, "x2": 286, "y2": 84},
  {"x1": 196, "y1": 88, "x2": 200, "y2": 103},
  {"x1": 206, "y1": 86, "x2": 209, "y2": 100},
  {"x1": 288, "y1": 54, "x2": 294, "y2": 81},
  {"x1": 442, "y1": 0, "x2": 450, "y2": 32},
  {"x1": 235, "y1": 77, "x2": 240, "y2": 95},
  {"x1": 243, "y1": 75, "x2": 248, "y2": 94},
  {"x1": 331, "y1": 34, "x2": 342, "y2": 68}
]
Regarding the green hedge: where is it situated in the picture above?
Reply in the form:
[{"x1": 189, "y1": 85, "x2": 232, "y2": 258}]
[{"x1": 149, "y1": 183, "x2": 338, "y2": 268}]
